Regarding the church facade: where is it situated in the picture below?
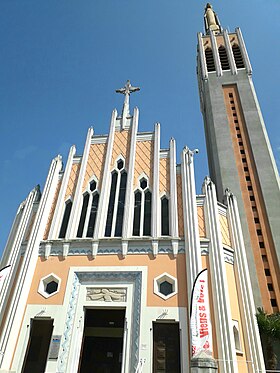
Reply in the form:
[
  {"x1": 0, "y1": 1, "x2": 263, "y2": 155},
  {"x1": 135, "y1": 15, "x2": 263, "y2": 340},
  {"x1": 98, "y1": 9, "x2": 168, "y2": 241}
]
[{"x1": 0, "y1": 4, "x2": 278, "y2": 373}]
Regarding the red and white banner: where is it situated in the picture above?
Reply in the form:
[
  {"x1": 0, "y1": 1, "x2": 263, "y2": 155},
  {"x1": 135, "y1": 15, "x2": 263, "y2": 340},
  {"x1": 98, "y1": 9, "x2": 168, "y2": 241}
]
[
  {"x1": 0, "y1": 265, "x2": 11, "y2": 289},
  {"x1": 190, "y1": 268, "x2": 212, "y2": 356}
]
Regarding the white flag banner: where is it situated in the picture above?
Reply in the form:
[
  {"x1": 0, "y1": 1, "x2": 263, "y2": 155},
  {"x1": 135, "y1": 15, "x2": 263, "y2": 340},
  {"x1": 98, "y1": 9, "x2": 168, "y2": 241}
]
[
  {"x1": 190, "y1": 268, "x2": 212, "y2": 357},
  {"x1": 0, "y1": 265, "x2": 11, "y2": 289}
]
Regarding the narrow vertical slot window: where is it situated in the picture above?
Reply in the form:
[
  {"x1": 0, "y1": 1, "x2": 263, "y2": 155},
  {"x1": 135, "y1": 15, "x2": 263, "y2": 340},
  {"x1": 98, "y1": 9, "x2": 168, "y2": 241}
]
[
  {"x1": 232, "y1": 44, "x2": 244, "y2": 68},
  {"x1": 87, "y1": 193, "x2": 99, "y2": 237},
  {"x1": 133, "y1": 191, "x2": 142, "y2": 236},
  {"x1": 105, "y1": 171, "x2": 118, "y2": 237},
  {"x1": 77, "y1": 193, "x2": 89, "y2": 237},
  {"x1": 114, "y1": 171, "x2": 127, "y2": 237},
  {"x1": 161, "y1": 197, "x2": 169, "y2": 236},
  {"x1": 143, "y1": 191, "x2": 152, "y2": 236},
  {"x1": 204, "y1": 47, "x2": 215, "y2": 72},
  {"x1": 58, "y1": 200, "x2": 72, "y2": 238},
  {"x1": 218, "y1": 45, "x2": 230, "y2": 70}
]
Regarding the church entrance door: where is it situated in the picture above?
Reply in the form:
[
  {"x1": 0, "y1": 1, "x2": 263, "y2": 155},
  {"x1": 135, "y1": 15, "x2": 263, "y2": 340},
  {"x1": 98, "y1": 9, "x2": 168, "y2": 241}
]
[
  {"x1": 78, "y1": 308, "x2": 125, "y2": 373},
  {"x1": 153, "y1": 321, "x2": 181, "y2": 373}
]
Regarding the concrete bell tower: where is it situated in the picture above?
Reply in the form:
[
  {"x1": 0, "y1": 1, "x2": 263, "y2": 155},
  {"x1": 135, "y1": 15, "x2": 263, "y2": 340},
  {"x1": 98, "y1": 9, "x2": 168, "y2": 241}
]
[{"x1": 197, "y1": 3, "x2": 280, "y2": 313}]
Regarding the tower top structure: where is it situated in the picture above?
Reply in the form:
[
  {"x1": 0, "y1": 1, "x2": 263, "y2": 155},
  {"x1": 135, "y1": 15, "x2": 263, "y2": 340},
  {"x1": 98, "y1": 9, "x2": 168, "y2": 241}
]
[
  {"x1": 116, "y1": 80, "x2": 140, "y2": 119},
  {"x1": 204, "y1": 3, "x2": 222, "y2": 35}
]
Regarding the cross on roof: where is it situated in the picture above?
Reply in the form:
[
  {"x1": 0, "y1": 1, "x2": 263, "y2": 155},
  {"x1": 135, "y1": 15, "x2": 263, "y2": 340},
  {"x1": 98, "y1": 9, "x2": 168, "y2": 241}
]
[{"x1": 116, "y1": 80, "x2": 140, "y2": 96}]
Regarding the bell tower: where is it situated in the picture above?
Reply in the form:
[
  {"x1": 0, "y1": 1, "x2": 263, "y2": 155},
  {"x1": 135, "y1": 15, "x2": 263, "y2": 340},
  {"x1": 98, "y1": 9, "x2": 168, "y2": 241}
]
[{"x1": 197, "y1": 4, "x2": 280, "y2": 313}]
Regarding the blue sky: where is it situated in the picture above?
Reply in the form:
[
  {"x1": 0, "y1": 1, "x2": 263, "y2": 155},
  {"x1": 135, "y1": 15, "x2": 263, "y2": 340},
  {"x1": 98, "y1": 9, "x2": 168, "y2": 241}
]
[{"x1": 0, "y1": 0, "x2": 279, "y2": 256}]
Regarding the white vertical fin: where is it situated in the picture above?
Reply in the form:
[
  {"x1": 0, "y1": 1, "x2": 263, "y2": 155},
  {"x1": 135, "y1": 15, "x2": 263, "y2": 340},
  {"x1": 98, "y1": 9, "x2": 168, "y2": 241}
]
[
  {"x1": 223, "y1": 29, "x2": 237, "y2": 75},
  {"x1": 181, "y1": 147, "x2": 202, "y2": 298},
  {"x1": 94, "y1": 109, "x2": 117, "y2": 240},
  {"x1": 226, "y1": 190, "x2": 265, "y2": 372},
  {"x1": 0, "y1": 155, "x2": 62, "y2": 370},
  {"x1": 49, "y1": 145, "x2": 76, "y2": 239},
  {"x1": 122, "y1": 107, "x2": 139, "y2": 247},
  {"x1": 67, "y1": 128, "x2": 93, "y2": 239},
  {"x1": 152, "y1": 123, "x2": 160, "y2": 239},
  {"x1": 209, "y1": 29, "x2": 222, "y2": 77},
  {"x1": 203, "y1": 178, "x2": 238, "y2": 373}
]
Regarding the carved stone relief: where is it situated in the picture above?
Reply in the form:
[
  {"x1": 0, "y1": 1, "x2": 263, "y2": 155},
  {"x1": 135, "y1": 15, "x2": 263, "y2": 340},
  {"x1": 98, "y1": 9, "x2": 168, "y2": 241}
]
[{"x1": 86, "y1": 287, "x2": 127, "y2": 302}]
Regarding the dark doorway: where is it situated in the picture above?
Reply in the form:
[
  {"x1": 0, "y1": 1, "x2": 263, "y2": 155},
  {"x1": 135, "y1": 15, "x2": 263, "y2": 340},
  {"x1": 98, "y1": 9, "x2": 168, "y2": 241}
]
[
  {"x1": 153, "y1": 322, "x2": 181, "y2": 373},
  {"x1": 79, "y1": 308, "x2": 125, "y2": 373},
  {"x1": 21, "y1": 318, "x2": 53, "y2": 373}
]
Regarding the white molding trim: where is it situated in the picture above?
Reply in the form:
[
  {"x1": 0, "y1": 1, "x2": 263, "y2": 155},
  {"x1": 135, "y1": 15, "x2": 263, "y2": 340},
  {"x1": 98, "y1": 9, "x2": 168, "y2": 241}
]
[
  {"x1": 94, "y1": 109, "x2": 117, "y2": 240},
  {"x1": 181, "y1": 147, "x2": 202, "y2": 300},
  {"x1": 159, "y1": 150, "x2": 169, "y2": 159},
  {"x1": 67, "y1": 128, "x2": 93, "y2": 239},
  {"x1": 0, "y1": 156, "x2": 62, "y2": 370},
  {"x1": 152, "y1": 123, "x2": 160, "y2": 239},
  {"x1": 197, "y1": 32, "x2": 208, "y2": 80},
  {"x1": 122, "y1": 107, "x2": 139, "y2": 247},
  {"x1": 236, "y1": 28, "x2": 252, "y2": 75},
  {"x1": 0, "y1": 187, "x2": 40, "y2": 329},
  {"x1": 91, "y1": 135, "x2": 108, "y2": 144},
  {"x1": 223, "y1": 29, "x2": 237, "y2": 75},
  {"x1": 169, "y1": 138, "x2": 179, "y2": 243},
  {"x1": 202, "y1": 178, "x2": 238, "y2": 373},
  {"x1": 136, "y1": 132, "x2": 154, "y2": 142},
  {"x1": 226, "y1": 191, "x2": 265, "y2": 372},
  {"x1": 49, "y1": 145, "x2": 76, "y2": 239},
  {"x1": 209, "y1": 29, "x2": 222, "y2": 77}
]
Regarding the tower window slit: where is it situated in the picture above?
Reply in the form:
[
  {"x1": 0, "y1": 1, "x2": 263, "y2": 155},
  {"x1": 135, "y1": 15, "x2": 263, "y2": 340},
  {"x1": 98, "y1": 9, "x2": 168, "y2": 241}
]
[
  {"x1": 218, "y1": 45, "x2": 230, "y2": 70},
  {"x1": 114, "y1": 171, "x2": 127, "y2": 237},
  {"x1": 105, "y1": 172, "x2": 118, "y2": 237},
  {"x1": 133, "y1": 191, "x2": 142, "y2": 236},
  {"x1": 271, "y1": 299, "x2": 277, "y2": 307},
  {"x1": 59, "y1": 200, "x2": 72, "y2": 238},
  {"x1": 232, "y1": 44, "x2": 245, "y2": 68},
  {"x1": 204, "y1": 47, "x2": 216, "y2": 72},
  {"x1": 259, "y1": 242, "x2": 265, "y2": 248},
  {"x1": 161, "y1": 197, "x2": 170, "y2": 236},
  {"x1": 86, "y1": 193, "x2": 99, "y2": 237},
  {"x1": 77, "y1": 193, "x2": 89, "y2": 237},
  {"x1": 143, "y1": 191, "x2": 152, "y2": 236},
  {"x1": 268, "y1": 283, "x2": 274, "y2": 291}
]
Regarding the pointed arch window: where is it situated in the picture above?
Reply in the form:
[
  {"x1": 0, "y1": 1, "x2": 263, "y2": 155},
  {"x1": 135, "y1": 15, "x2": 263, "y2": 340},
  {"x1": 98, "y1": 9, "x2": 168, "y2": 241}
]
[
  {"x1": 132, "y1": 178, "x2": 152, "y2": 236},
  {"x1": 161, "y1": 196, "x2": 170, "y2": 236},
  {"x1": 204, "y1": 47, "x2": 215, "y2": 72},
  {"x1": 232, "y1": 44, "x2": 244, "y2": 69},
  {"x1": 105, "y1": 158, "x2": 127, "y2": 237},
  {"x1": 77, "y1": 179, "x2": 99, "y2": 238},
  {"x1": 218, "y1": 45, "x2": 230, "y2": 70},
  {"x1": 58, "y1": 199, "x2": 72, "y2": 238}
]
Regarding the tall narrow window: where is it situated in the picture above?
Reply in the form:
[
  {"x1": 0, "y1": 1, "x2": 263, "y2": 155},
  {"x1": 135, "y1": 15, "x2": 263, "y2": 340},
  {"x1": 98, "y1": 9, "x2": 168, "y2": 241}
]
[
  {"x1": 105, "y1": 159, "x2": 128, "y2": 238},
  {"x1": 87, "y1": 193, "x2": 99, "y2": 237},
  {"x1": 143, "y1": 191, "x2": 152, "y2": 236},
  {"x1": 232, "y1": 44, "x2": 244, "y2": 68},
  {"x1": 114, "y1": 171, "x2": 127, "y2": 237},
  {"x1": 105, "y1": 171, "x2": 118, "y2": 237},
  {"x1": 161, "y1": 196, "x2": 169, "y2": 236},
  {"x1": 59, "y1": 200, "x2": 72, "y2": 238},
  {"x1": 204, "y1": 47, "x2": 215, "y2": 72},
  {"x1": 77, "y1": 179, "x2": 99, "y2": 238},
  {"x1": 77, "y1": 193, "x2": 89, "y2": 237},
  {"x1": 133, "y1": 191, "x2": 142, "y2": 236},
  {"x1": 132, "y1": 178, "x2": 152, "y2": 236},
  {"x1": 218, "y1": 45, "x2": 230, "y2": 70}
]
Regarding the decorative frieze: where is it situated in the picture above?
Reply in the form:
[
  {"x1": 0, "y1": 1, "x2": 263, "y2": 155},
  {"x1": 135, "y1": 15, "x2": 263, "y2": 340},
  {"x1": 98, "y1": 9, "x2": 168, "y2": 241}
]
[{"x1": 86, "y1": 287, "x2": 127, "y2": 302}]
